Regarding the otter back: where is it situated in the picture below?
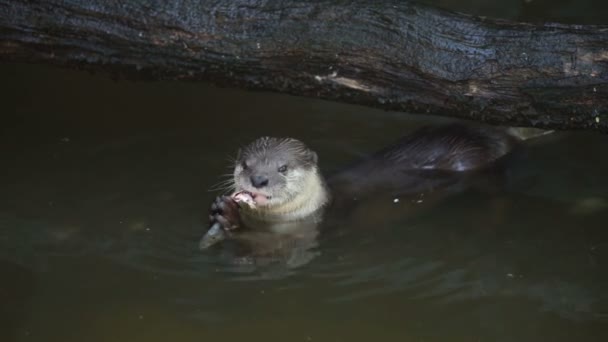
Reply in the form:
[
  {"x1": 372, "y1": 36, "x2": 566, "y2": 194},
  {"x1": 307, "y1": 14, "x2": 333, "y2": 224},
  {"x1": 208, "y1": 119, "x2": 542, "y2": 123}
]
[{"x1": 327, "y1": 123, "x2": 518, "y2": 197}]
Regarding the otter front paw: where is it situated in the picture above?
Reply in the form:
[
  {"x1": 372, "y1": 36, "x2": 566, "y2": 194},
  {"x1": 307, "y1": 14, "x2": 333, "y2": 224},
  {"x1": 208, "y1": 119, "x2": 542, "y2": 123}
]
[{"x1": 209, "y1": 195, "x2": 241, "y2": 231}]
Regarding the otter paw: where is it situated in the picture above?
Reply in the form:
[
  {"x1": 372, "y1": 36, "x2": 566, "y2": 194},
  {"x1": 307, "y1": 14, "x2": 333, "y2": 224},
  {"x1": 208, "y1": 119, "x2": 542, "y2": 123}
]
[{"x1": 209, "y1": 195, "x2": 240, "y2": 231}]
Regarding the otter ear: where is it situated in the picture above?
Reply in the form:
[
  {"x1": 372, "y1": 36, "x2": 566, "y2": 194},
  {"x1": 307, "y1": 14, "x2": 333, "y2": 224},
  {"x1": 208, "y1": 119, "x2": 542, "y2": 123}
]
[{"x1": 309, "y1": 151, "x2": 318, "y2": 165}]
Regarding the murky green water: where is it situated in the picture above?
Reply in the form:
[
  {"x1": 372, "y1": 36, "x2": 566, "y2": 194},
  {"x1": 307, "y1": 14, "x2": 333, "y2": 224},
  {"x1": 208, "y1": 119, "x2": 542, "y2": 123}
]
[{"x1": 1, "y1": 58, "x2": 607, "y2": 342}]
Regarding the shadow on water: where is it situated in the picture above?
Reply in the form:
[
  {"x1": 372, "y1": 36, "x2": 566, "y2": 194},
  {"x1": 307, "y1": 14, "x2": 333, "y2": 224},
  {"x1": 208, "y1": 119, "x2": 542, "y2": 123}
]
[{"x1": 1, "y1": 62, "x2": 607, "y2": 341}]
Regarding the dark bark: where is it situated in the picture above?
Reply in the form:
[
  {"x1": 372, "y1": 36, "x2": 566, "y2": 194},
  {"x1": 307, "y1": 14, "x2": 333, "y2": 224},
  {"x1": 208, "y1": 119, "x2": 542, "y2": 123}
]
[{"x1": 1, "y1": 0, "x2": 607, "y2": 131}]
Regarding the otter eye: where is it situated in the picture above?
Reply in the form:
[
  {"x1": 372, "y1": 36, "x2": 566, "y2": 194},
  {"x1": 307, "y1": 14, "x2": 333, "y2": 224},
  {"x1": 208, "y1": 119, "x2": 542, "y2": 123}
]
[
  {"x1": 241, "y1": 161, "x2": 248, "y2": 170},
  {"x1": 278, "y1": 165, "x2": 288, "y2": 173}
]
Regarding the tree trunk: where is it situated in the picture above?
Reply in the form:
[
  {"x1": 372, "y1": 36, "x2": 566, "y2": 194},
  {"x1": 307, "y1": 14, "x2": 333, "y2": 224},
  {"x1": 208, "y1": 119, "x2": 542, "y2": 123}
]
[{"x1": 1, "y1": 0, "x2": 607, "y2": 131}]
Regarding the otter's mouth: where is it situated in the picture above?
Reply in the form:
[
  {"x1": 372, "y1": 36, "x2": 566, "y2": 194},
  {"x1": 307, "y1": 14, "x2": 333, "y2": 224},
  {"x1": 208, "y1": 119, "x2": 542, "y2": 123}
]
[
  {"x1": 250, "y1": 192, "x2": 271, "y2": 205},
  {"x1": 235, "y1": 190, "x2": 272, "y2": 206}
]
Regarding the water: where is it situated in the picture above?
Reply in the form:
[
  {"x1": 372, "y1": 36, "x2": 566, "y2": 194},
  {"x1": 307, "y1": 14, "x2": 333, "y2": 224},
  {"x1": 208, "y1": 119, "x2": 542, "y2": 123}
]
[{"x1": 1, "y1": 59, "x2": 607, "y2": 342}]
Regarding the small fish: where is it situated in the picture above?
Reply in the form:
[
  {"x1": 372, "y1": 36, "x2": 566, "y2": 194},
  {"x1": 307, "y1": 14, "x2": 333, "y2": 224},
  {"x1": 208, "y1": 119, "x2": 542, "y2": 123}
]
[
  {"x1": 233, "y1": 191, "x2": 256, "y2": 209},
  {"x1": 199, "y1": 191, "x2": 255, "y2": 250},
  {"x1": 199, "y1": 222, "x2": 226, "y2": 250}
]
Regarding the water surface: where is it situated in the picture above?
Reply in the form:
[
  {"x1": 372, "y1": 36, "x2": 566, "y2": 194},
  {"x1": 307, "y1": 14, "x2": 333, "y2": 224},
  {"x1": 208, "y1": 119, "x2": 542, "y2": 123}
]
[{"x1": 1, "y1": 63, "x2": 607, "y2": 342}]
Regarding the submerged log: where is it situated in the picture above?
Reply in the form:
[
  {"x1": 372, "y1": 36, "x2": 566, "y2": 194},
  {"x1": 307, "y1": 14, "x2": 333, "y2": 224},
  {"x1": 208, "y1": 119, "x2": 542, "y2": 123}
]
[{"x1": 1, "y1": 0, "x2": 607, "y2": 131}]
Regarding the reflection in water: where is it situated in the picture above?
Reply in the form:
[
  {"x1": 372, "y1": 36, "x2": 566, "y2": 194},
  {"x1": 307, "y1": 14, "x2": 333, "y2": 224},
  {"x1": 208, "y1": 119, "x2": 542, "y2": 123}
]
[{"x1": 1, "y1": 64, "x2": 607, "y2": 341}]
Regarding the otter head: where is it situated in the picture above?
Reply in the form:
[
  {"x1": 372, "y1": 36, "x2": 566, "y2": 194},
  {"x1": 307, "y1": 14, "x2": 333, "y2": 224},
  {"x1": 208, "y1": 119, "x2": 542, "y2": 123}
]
[{"x1": 233, "y1": 137, "x2": 328, "y2": 218}]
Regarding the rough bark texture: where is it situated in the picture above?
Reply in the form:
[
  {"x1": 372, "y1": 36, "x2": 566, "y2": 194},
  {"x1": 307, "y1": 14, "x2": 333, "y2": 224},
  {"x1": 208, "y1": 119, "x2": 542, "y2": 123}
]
[{"x1": 1, "y1": 0, "x2": 607, "y2": 131}]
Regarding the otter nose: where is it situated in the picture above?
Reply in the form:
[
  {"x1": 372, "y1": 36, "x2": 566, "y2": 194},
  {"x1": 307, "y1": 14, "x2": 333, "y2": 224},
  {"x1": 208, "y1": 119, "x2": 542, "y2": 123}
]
[{"x1": 250, "y1": 175, "x2": 269, "y2": 188}]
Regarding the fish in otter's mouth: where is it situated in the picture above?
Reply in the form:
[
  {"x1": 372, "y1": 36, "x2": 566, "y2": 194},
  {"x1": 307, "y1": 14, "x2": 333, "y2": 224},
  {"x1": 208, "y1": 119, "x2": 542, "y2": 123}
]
[
  {"x1": 199, "y1": 191, "x2": 258, "y2": 250},
  {"x1": 235, "y1": 190, "x2": 272, "y2": 206},
  {"x1": 232, "y1": 191, "x2": 258, "y2": 208}
]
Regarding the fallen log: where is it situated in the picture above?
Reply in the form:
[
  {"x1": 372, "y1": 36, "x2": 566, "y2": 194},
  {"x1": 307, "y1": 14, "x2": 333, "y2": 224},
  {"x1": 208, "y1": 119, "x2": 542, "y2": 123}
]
[{"x1": 1, "y1": 0, "x2": 607, "y2": 131}]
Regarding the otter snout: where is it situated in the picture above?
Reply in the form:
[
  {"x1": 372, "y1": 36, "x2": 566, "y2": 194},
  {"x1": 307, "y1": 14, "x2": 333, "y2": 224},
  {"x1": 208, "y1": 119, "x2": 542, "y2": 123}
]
[{"x1": 250, "y1": 175, "x2": 269, "y2": 188}]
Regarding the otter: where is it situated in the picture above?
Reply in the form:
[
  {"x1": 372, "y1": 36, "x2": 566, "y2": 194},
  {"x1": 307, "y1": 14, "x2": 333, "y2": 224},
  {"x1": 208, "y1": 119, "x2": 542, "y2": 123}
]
[
  {"x1": 200, "y1": 137, "x2": 329, "y2": 256},
  {"x1": 230, "y1": 136, "x2": 329, "y2": 222},
  {"x1": 200, "y1": 123, "x2": 548, "y2": 262}
]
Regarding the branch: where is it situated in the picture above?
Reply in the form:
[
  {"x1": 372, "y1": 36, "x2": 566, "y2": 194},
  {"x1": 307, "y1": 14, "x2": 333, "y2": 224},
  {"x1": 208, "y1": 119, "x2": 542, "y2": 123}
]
[{"x1": 1, "y1": 0, "x2": 607, "y2": 131}]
